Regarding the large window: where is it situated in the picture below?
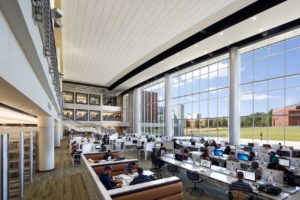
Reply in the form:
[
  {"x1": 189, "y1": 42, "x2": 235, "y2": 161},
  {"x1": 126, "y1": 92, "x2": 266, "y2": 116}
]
[
  {"x1": 240, "y1": 36, "x2": 300, "y2": 146},
  {"x1": 171, "y1": 59, "x2": 229, "y2": 140},
  {"x1": 103, "y1": 94, "x2": 120, "y2": 106},
  {"x1": 141, "y1": 81, "x2": 165, "y2": 135}
]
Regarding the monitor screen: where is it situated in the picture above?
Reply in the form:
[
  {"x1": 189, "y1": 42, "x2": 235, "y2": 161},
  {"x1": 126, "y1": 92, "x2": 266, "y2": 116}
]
[
  {"x1": 191, "y1": 141, "x2": 196, "y2": 146},
  {"x1": 200, "y1": 160, "x2": 211, "y2": 168},
  {"x1": 236, "y1": 169, "x2": 256, "y2": 182},
  {"x1": 278, "y1": 150, "x2": 291, "y2": 157},
  {"x1": 279, "y1": 158, "x2": 290, "y2": 167},
  {"x1": 230, "y1": 145, "x2": 236, "y2": 150},
  {"x1": 237, "y1": 153, "x2": 249, "y2": 161},
  {"x1": 200, "y1": 147, "x2": 206, "y2": 152},
  {"x1": 263, "y1": 144, "x2": 271, "y2": 149},
  {"x1": 95, "y1": 145, "x2": 101, "y2": 149},
  {"x1": 248, "y1": 143, "x2": 254, "y2": 147},
  {"x1": 214, "y1": 149, "x2": 223, "y2": 156},
  {"x1": 243, "y1": 146, "x2": 253, "y2": 152},
  {"x1": 132, "y1": 140, "x2": 137, "y2": 144},
  {"x1": 174, "y1": 149, "x2": 181, "y2": 154}
]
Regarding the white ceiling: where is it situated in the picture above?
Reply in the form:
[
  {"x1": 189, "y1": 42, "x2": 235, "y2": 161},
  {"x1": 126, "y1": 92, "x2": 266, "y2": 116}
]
[{"x1": 61, "y1": 0, "x2": 255, "y2": 90}]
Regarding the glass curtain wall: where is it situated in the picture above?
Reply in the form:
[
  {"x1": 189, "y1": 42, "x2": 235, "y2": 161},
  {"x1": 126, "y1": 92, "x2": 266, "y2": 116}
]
[
  {"x1": 171, "y1": 59, "x2": 229, "y2": 141},
  {"x1": 240, "y1": 36, "x2": 300, "y2": 147},
  {"x1": 141, "y1": 81, "x2": 165, "y2": 135}
]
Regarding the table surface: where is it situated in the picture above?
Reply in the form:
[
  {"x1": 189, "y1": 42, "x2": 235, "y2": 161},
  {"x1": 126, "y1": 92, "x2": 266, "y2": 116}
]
[
  {"x1": 113, "y1": 170, "x2": 154, "y2": 187},
  {"x1": 162, "y1": 154, "x2": 298, "y2": 200}
]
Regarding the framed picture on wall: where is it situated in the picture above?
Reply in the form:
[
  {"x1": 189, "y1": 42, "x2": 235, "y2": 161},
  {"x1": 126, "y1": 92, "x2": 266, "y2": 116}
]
[
  {"x1": 63, "y1": 91, "x2": 74, "y2": 103},
  {"x1": 76, "y1": 93, "x2": 88, "y2": 104},
  {"x1": 89, "y1": 110, "x2": 100, "y2": 121},
  {"x1": 63, "y1": 109, "x2": 74, "y2": 120},
  {"x1": 89, "y1": 94, "x2": 100, "y2": 105},
  {"x1": 75, "y1": 109, "x2": 88, "y2": 121}
]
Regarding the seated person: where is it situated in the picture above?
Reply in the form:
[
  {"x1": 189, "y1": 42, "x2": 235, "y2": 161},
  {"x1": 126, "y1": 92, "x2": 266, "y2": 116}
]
[
  {"x1": 152, "y1": 144, "x2": 166, "y2": 168},
  {"x1": 103, "y1": 150, "x2": 114, "y2": 160},
  {"x1": 223, "y1": 145, "x2": 232, "y2": 155},
  {"x1": 271, "y1": 155, "x2": 280, "y2": 165},
  {"x1": 201, "y1": 152, "x2": 210, "y2": 161},
  {"x1": 123, "y1": 162, "x2": 137, "y2": 175},
  {"x1": 137, "y1": 141, "x2": 145, "y2": 151},
  {"x1": 130, "y1": 167, "x2": 152, "y2": 185},
  {"x1": 200, "y1": 138, "x2": 205, "y2": 144},
  {"x1": 100, "y1": 143, "x2": 107, "y2": 152},
  {"x1": 100, "y1": 165, "x2": 122, "y2": 190},
  {"x1": 248, "y1": 152, "x2": 256, "y2": 161},
  {"x1": 71, "y1": 141, "x2": 78, "y2": 156},
  {"x1": 230, "y1": 171, "x2": 253, "y2": 193},
  {"x1": 228, "y1": 151, "x2": 239, "y2": 162},
  {"x1": 182, "y1": 148, "x2": 189, "y2": 160},
  {"x1": 247, "y1": 161, "x2": 262, "y2": 180}
]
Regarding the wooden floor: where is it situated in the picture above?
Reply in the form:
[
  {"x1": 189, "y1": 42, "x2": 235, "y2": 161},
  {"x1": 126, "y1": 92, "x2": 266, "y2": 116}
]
[
  {"x1": 24, "y1": 139, "x2": 227, "y2": 200},
  {"x1": 24, "y1": 139, "x2": 90, "y2": 200}
]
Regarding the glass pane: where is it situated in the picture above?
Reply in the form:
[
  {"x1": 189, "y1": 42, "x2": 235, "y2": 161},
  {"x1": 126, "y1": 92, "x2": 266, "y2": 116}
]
[
  {"x1": 254, "y1": 58, "x2": 268, "y2": 81},
  {"x1": 253, "y1": 92, "x2": 268, "y2": 115},
  {"x1": 209, "y1": 63, "x2": 218, "y2": 72},
  {"x1": 285, "y1": 36, "x2": 300, "y2": 50},
  {"x1": 218, "y1": 118, "x2": 228, "y2": 140},
  {"x1": 200, "y1": 66, "x2": 208, "y2": 75},
  {"x1": 268, "y1": 54, "x2": 284, "y2": 78},
  {"x1": 186, "y1": 72, "x2": 192, "y2": 79},
  {"x1": 219, "y1": 59, "x2": 229, "y2": 70},
  {"x1": 218, "y1": 88, "x2": 228, "y2": 98},
  {"x1": 269, "y1": 41, "x2": 284, "y2": 55},
  {"x1": 241, "y1": 51, "x2": 253, "y2": 63},
  {"x1": 240, "y1": 84, "x2": 253, "y2": 94},
  {"x1": 209, "y1": 99, "x2": 218, "y2": 118},
  {"x1": 269, "y1": 78, "x2": 284, "y2": 90},
  {"x1": 218, "y1": 97, "x2": 228, "y2": 117},
  {"x1": 218, "y1": 68, "x2": 228, "y2": 88},
  {"x1": 172, "y1": 83, "x2": 179, "y2": 97},
  {"x1": 186, "y1": 79, "x2": 193, "y2": 95},
  {"x1": 241, "y1": 62, "x2": 253, "y2": 83},
  {"x1": 254, "y1": 81, "x2": 267, "y2": 92},
  {"x1": 184, "y1": 103, "x2": 192, "y2": 119},
  {"x1": 192, "y1": 102, "x2": 200, "y2": 119},
  {"x1": 209, "y1": 71, "x2": 218, "y2": 89},
  {"x1": 286, "y1": 87, "x2": 300, "y2": 107},
  {"x1": 200, "y1": 74, "x2": 208, "y2": 92},
  {"x1": 268, "y1": 89, "x2": 284, "y2": 113},
  {"x1": 180, "y1": 74, "x2": 186, "y2": 81},
  {"x1": 200, "y1": 100, "x2": 208, "y2": 118},
  {"x1": 285, "y1": 125, "x2": 300, "y2": 148},
  {"x1": 193, "y1": 69, "x2": 200, "y2": 77},
  {"x1": 179, "y1": 81, "x2": 186, "y2": 96},
  {"x1": 241, "y1": 116, "x2": 253, "y2": 141},
  {"x1": 209, "y1": 90, "x2": 218, "y2": 99},
  {"x1": 253, "y1": 116, "x2": 269, "y2": 142},
  {"x1": 200, "y1": 92, "x2": 208, "y2": 100},
  {"x1": 240, "y1": 94, "x2": 253, "y2": 116},
  {"x1": 286, "y1": 75, "x2": 300, "y2": 88},
  {"x1": 193, "y1": 93, "x2": 200, "y2": 102},
  {"x1": 192, "y1": 76, "x2": 200, "y2": 93},
  {"x1": 254, "y1": 47, "x2": 268, "y2": 59},
  {"x1": 286, "y1": 48, "x2": 300, "y2": 75}
]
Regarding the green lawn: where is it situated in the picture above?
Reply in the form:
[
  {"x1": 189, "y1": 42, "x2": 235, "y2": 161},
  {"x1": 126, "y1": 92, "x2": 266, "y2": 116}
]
[{"x1": 184, "y1": 127, "x2": 300, "y2": 142}]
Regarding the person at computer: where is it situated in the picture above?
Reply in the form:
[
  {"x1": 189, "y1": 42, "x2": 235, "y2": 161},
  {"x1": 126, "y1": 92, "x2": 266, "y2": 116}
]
[
  {"x1": 71, "y1": 141, "x2": 78, "y2": 156},
  {"x1": 181, "y1": 148, "x2": 189, "y2": 160},
  {"x1": 100, "y1": 165, "x2": 123, "y2": 190},
  {"x1": 248, "y1": 152, "x2": 256, "y2": 161},
  {"x1": 223, "y1": 145, "x2": 231, "y2": 155},
  {"x1": 228, "y1": 151, "x2": 239, "y2": 162},
  {"x1": 247, "y1": 161, "x2": 262, "y2": 180},
  {"x1": 137, "y1": 141, "x2": 145, "y2": 151},
  {"x1": 124, "y1": 162, "x2": 137, "y2": 175},
  {"x1": 157, "y1": 143, "x2": 166, "y2": 168},
  {"x1": 130, "y1": 167, "x2": 152, "y2": 185},
  {"x1": 201, "y1": 152, "x2": 211, "y2": 161},
  {"x1": 200, "y1": 138, "x2": 205, "y2": 144},
  {"x1": 100, "y1": 142, "x2": 107, "y2": 152},
  {"x1": 103, "y1": 150, "x2": 114, "y2": 160},
  {"x1": 230, "y1": 171, "x2": 253, "y2": 194}
]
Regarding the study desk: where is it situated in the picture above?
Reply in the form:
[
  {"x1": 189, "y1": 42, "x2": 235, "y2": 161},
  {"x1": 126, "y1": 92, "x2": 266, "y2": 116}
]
[
  {"x1": 113, "y1": 170, "x2": 154, "y2": 187},
  {"x1": 90, "y1": 158, "x2": 138, "y2": 167},
  {"x1": 161, "y1": 154, "x2": 297, "y2": 200}
]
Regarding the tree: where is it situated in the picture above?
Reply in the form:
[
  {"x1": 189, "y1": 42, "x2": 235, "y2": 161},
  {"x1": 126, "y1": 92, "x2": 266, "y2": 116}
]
[
  {"x1": 195, "y1": 120, "x2": 200, "y2": 128},
  {"x1": 186, "y1": 120, "x2": 191, "y2": 128}
]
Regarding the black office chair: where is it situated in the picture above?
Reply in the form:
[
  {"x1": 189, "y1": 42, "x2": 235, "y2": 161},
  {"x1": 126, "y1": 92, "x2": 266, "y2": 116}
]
[
  {"x1": 186, "y1": 170, "x2": 204, "y2": 194},
  {"x1": 167, "y1": 164, "x2": 180, "y2": 176},
  {"x1": 150, "y1": 148, "x2": 162, "y2": 179}
]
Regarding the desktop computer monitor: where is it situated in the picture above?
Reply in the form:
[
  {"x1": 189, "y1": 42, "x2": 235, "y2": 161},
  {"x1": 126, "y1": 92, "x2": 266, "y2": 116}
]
[
  {"x1": 200, "y1": 159, "x2": 211, "y2": 168},
  {"x1": 263, "y1": 144, "x2": 271, "y2": 149},
  {"x1": 230, "y1": 145, "x2": 236, "y2": 150},
  {"x1": 236, "y1": 169, "x2": 256, "y2": 182},
  {"x1": 200, "y1": 147, "x2": 206, "y2": 152},
  {"x1": 214, "y1": 149, "x2": 223, "y2": 156},
  {"x1": 191, "y1": 141, "x2": 196, "y2": 146},
  {"x1": 132, "y1": 140, "x2": 138, "y2": 144},
  {"x1": 248, "y1": 143, "x2": 254, "y2": 147},
  {"x1": 174, "y1": 149, "x2": 181, "y2": 155},
  {"x1": 95, "y1": 145, "x2": 101, "y2": 149},
  {"x1": 237, "y1": 153, "x2": 249, "y2": 161},
  {"x1": 278, "y1": 150, "x2": 291, "y2": 157},
  {"x1": 243, "y1": 146, "x2": 253, "y2": 152},
  {"x1": 292, "y1": 150, "x2": 300, "y2": 158},
  {"x1": 279, "y1": 158, "x2": 290, "y2": 167}
]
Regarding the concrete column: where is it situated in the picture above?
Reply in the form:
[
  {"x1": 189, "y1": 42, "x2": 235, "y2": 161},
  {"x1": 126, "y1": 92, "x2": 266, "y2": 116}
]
[
  {"x1": 229, "y1": 47, "x2": 241, "y2": 145},
  {"x1": 133, "y1": 88, "x2": 141, "y2": 134},
  {"x1": 38, "y1": 116, "x2": 55, "y2": 171},
  {"x1": 165, "y1": 75, "x2": 173, "y2": 137}
]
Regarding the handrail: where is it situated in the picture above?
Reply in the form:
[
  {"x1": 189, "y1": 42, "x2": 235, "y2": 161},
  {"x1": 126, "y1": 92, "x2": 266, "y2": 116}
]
[{"x1": 31, "y1": 0, "x2": 63, "y2": 109}]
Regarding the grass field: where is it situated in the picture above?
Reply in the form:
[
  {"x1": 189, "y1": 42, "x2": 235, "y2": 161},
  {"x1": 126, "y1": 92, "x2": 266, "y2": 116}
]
[{"x1": 184, "y1": 127, "x2": 300, "y2": 142}]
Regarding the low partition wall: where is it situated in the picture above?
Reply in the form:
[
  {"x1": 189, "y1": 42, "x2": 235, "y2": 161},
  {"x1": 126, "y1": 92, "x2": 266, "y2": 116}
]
[{"x1": 81, "y1": 153, "x2": 183, "y2": 200}]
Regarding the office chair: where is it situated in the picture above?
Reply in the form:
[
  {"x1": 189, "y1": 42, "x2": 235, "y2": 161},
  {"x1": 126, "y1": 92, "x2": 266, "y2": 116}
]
[
  {"x1": 149, "y1": 148, "x2": 162, "y2": 179},
  {"x1": 167, "y1": 164, "x2": 180, "y2": 176},
  {"x1": 186, "y1": 170, "x2": 204, "y2": 194}
]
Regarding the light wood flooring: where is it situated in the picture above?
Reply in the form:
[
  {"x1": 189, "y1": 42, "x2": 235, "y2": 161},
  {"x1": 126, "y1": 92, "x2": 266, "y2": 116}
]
[{"x1": 24, "y1": 139, "x2": 227, "y2": 200}]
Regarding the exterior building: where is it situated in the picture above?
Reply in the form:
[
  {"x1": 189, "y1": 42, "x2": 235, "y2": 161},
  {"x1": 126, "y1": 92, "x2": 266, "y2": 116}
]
[{"x1": 272, "y1": 104, "x2": 300, "y2": 126}]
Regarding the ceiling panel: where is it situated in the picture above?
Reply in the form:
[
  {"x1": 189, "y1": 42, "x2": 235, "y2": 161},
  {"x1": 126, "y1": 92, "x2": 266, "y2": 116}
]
[{"x1": 61, "y1": 0, "x2": 250, "y2": 88}]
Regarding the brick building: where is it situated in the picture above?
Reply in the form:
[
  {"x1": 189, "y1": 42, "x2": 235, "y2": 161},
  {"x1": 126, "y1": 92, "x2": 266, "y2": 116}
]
[{"x1": 272, "y1": 104, "x2": 300, "y2": 126}]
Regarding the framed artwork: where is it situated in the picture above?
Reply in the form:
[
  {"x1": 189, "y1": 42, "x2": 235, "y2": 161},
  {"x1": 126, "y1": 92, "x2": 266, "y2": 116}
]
[
  {"x1": 63, "y1": 91, "x2": 74, "y2": 103},
  {"x1": 76, "y1": 93, "x2": 88, "y2": 104},
  {"x1": 89, "y1": 94, "x2": 100, "y2": 105},
  {"x1": 63, "y1": 109, "x2": 74, "y2": 120},
  {"x1": 89, "y1": 110, "x2": 100, "y2": 121},
  {"x1": 75, "y1": 110, "x2": 88, "y2": 121}
]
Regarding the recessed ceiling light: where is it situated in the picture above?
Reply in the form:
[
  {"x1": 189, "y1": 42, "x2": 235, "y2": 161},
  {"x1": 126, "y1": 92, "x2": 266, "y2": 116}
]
[
  {"x1": 219, "y1": 32, "x2": 223, "y2": 36},
  {"x1": 161, "y1": 61, "x2": 164, "y2": 64},
  {"x1": 252, "y1": 16, "x2": 257, "y2": 20},
  {"x1": 194, "y1": 44, "x2": 199, "y2": 47},
  {"x1": 259, "y1": 28, "x2": 264, "y2": 32},
  {"x1": 149, "y1": 67, "x2": 153, "y2": 70},
  {"x1": 228, "y1": 41, "x2": 232, "y2": 44}
]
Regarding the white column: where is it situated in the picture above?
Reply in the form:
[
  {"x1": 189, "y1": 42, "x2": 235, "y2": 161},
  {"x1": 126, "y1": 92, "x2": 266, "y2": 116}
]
[
  {"x1": 229, "y1": 47, "x2": 241, "y2": 145},
  {"x1": 54, "y1": 119, "x2": 61, "y2": 147},
  {"x1": 133, "y1": 88, "x2": 141, "y2": 134},
  {"x1": 165, "y1": 75, "x2": 173, "y2": 137},
  {"x1": 38, "y1": 116, "x2": 55, "y2": 171}
]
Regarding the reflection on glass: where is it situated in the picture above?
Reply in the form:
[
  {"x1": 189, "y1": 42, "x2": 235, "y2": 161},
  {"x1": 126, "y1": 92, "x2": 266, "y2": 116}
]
[
  {"x1": 89, "y1": 94, "x2": 100, "y2": 105},
  {"x1": 89, "y1": 110, "x2": 100, "y2": 121},
  {"x1": 63, "y1": 91, "x2": 74, "y2": 103},
  {"x1": 63, "y1": 109, "x2": 74, "y2": 120},
  {"x1": 75, "y1": 110, "x2": 87, "y2": 121},
  {"x1": 76, "y1": 93, "x2": 88, "y2": 104}
]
